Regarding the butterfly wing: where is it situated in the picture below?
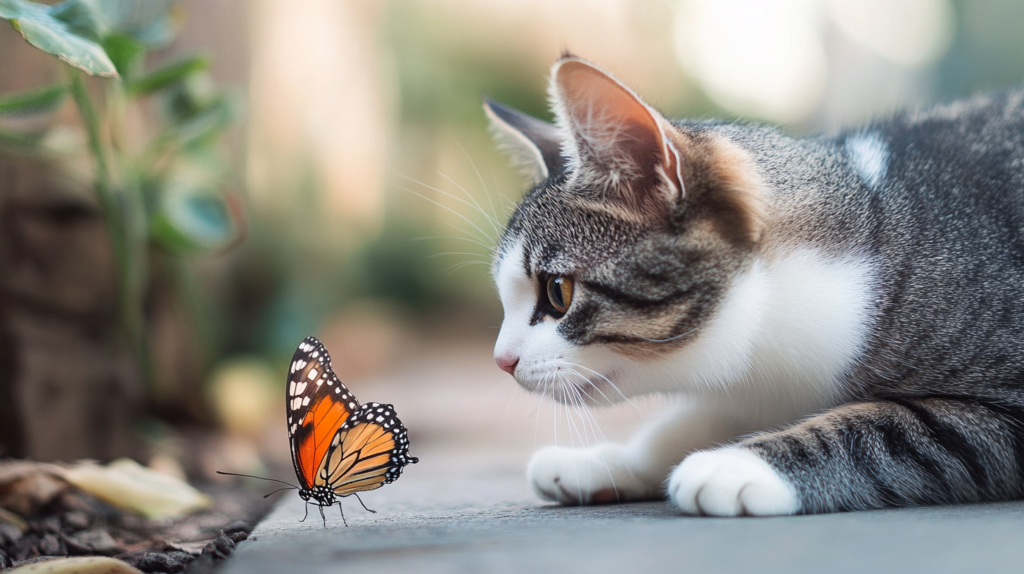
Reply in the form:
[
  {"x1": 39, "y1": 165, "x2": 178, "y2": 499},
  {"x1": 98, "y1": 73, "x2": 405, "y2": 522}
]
[
  {"x1": 317, "y1": 402, "x2": 419, "y2": 496},
  {"x1": 286, "y1": 336, "x2": 360, "y2": 491}
]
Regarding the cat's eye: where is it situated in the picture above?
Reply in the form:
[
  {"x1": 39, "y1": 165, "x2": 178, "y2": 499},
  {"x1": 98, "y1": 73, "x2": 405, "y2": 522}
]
[{"x1": 546, "y1": 275, "x2": 574, "y2": 316}]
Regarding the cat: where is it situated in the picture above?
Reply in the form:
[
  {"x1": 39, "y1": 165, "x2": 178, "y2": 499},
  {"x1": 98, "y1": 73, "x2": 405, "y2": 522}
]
[{"x1": 486, "y1": 54, "x2": 1024, "y2": 516}]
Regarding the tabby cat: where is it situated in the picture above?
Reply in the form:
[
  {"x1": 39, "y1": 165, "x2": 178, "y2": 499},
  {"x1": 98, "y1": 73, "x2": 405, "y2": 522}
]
[{"x1": 487, "y1": 54, "x2": 1024, "y2": 516}]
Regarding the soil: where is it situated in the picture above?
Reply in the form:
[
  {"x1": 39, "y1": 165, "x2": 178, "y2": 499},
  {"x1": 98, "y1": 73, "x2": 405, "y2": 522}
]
[{"x1": 0, "y1": 465, "x2": 275, "y2": 573}]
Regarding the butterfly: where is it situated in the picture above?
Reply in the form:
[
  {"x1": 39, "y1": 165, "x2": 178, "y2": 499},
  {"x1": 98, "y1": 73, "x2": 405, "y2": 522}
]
[{"x1": 220, "y1": 336, "x2": 418, "y2": 528}]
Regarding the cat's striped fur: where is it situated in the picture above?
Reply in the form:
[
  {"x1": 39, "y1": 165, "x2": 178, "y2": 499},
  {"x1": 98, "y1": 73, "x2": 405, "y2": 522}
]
[{"x1": 489, "y1": 55, "x2": 1024, "y2": 515}]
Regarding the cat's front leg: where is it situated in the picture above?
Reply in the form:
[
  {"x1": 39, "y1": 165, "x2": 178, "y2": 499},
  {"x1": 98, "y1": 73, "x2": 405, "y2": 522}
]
[
  {"x1": 669, "y1": 397, "x2": 1024, "y2": 516},
  {"x1": 529, "y1": 401, "x2": 758, "y2": 505}
]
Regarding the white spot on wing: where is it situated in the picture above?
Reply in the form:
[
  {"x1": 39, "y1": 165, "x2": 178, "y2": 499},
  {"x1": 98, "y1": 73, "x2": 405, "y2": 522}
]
[{"x1": 307, "y1": 369, "x2": 318, "y2": 380}]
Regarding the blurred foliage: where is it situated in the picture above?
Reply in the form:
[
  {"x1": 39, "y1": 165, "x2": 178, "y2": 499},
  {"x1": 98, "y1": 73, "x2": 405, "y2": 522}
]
[
  {"x1": 7, "y1": 0, "x2": 1024, "y2": 408},
  {"x1": 0, "y1": 0, "x2": 240, "y2": 376},
  {"x1": 938, "y1": 0, "x2": 1024, "y2": 96}
]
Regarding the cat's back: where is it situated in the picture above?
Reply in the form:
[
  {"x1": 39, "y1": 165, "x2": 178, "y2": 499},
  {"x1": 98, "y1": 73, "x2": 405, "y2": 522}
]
[{"x1": 830, "y1": 89, "x2": 1024, "y2": 394}]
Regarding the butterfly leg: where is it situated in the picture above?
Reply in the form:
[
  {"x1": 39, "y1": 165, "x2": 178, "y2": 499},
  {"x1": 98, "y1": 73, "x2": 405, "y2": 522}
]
[
  {"x1": 301, "y1": 502, "x2": 310, "y2": 522},
  {"x1": 353, "y1": 493, "x2": 376, "y2": 514},
  {"x1": 318, "y1": 504, "x2": 327, "y2": 529},
  {"x1": 338, "y1": 503, "x2": 348, "y2": 527}
]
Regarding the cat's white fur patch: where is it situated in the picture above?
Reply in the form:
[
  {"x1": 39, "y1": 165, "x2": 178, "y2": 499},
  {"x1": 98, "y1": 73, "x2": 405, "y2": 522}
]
[
  {"x1": 668, "y1": 447, "x2": 799, "y2": 516},
  {"x1": 845, "y1": 132, "x2": 888, "y2": 191}
]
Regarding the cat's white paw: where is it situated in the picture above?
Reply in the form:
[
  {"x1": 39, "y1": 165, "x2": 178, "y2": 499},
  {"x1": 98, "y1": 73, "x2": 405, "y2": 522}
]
[
  {"x1": 668, "y1": 447, "x2": 799, "y2": 516},
  {"x1": 528, "y1": 444, "x2": 656, "y2": 505}
]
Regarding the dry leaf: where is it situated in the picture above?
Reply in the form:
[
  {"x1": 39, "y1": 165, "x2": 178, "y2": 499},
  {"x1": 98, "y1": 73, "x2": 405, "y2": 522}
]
[
  {"x1": 60, "y1": 459, "x2": 212, "y2": 520},
  {"x1": 6, "y1": 556, "x2": 142, "y2": 574}
]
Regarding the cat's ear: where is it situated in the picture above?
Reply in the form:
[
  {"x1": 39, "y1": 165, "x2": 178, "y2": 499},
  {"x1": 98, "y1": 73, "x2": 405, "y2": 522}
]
[
  {"x1": 484, "y1": 98, "x2": 565, "y2": 185},
  {"x1": 549, "y1": 56, "x2": 685, "y2": 207}
]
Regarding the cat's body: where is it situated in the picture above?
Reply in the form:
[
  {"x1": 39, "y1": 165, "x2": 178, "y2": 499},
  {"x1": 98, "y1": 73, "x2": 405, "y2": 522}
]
[{"x1": 488, "y1": 55, "x2": 1024, "y2": 515}]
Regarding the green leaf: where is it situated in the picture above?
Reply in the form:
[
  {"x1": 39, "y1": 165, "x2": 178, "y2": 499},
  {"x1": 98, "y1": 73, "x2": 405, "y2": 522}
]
[
  {"x1": 128, "y1": 55, "x2": 209, "y2": 97},
  {"x1": 150, "y1": 183, "x2": 235, "y2": 253},
  {"x1": 154, "y1": 95, "x2": 236, "y2": 153},
  {"x1": 89, "y1": 0, "x2": 177, "y2": 48},
  {"x1": 0, "y1": 84, "x2": 67, "y2": 117},
  {"x1": 0, "y1": 0, "x2": 117, "y2": 77},
  {"x1": 48, "y1": 0, "x2": 103, "y2": 43},
  {"x1": 102, "y1": 32, "x2": 145, "y2": 78}
]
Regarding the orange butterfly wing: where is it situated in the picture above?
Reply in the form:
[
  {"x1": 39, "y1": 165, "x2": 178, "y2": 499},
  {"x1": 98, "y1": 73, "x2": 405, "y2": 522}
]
[
  {"x1": 317, "y1": 402, "x2": 418, "y2": 496},
  {"x1": 286, "y1": 337, "x2": 359, "y2": 491}
]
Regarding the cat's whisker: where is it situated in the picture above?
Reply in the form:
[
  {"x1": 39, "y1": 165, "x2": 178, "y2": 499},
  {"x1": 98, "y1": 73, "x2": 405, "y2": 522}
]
[
  {"x1": 566, "y1": 381, "x2": 626, "y2": 502},
  {"x1": 427, "y1": 251, "x2": 492, "y2": 260},
  {"x1": 435, "y1": 170, "x2": 502, "y2": 238},
  {"x1": 443, "y1": 261, "x2": 491, "y2": 276},
  {"x1": 556, "y1": 373, "x2": 587, "y2": 504},
  {"x1": 565, "y1": 367, "x2": 615, "y2": 418},
  {"x1": 393, "y1": 183, "x2": 496, "y2": 247},
  {"x1": 560, "y1": 373, "x2": 587, "y2": 448},
  {"x1": 411, "y1": 234, "x2": 495, "y2": 252},
  {"x1": 566, "y1": 379, "x2": 599, "y2": 447},
  {"x1": 533, "y1": 381, "x2": 547, "y2": 447},
  {"x1": 566, "y1": 362, "x2": 639, "y2": 412},
  {"x1": 439, "y1": 223, "x2": 498, "y2": 257},
  {"x1": 400, "y1": 171, "x2": 498, "y2": 227},
  {"x1": 396, "y1": 177, "x2": 499, "y2": 242},
  {"x1": 451, "y1": 138, "x2": 506, "y2": 237}
]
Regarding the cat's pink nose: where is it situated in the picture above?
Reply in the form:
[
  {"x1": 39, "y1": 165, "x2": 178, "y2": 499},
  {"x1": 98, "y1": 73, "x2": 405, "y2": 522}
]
[{"x1": 496, "y1": 355, "x2": 519, "y2": 376}]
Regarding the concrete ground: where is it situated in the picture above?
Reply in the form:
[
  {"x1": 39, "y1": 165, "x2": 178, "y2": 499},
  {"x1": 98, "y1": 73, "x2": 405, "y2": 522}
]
[
  {"x1": 222, "y1": 334, "x2": 1024, "y2": 574},
  {"x1": 224, "y1": 443, "x2": 1024, "y2": 574}
]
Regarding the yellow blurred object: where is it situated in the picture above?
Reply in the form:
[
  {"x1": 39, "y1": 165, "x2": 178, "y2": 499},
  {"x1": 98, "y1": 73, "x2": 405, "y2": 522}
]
[
  {"x1": 60, "y1": 458, "x2": 212, "y2": 520},
  {"x1": 206, "y1": 358, "x2": 279, "y2": 438},
  {"x1": 7, "y1": 556, "x2": 143, "y2": 574}
]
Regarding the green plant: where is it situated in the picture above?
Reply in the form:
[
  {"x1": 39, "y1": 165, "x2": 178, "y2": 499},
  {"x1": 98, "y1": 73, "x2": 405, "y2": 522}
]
[{"x1": 0, "y1": 0, "x2": 241, "y2": 365}]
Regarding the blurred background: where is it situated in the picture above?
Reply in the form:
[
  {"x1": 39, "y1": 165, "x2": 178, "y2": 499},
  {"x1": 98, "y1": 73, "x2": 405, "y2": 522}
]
[{"x1": 1, "y1": 0, "x2": 1023, "y2": 484}]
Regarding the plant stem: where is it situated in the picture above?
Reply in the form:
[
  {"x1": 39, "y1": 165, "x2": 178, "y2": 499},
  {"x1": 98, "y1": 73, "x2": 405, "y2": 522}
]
[{"x1": 69, "y1": 70, "x2": 146, "y2": 354}]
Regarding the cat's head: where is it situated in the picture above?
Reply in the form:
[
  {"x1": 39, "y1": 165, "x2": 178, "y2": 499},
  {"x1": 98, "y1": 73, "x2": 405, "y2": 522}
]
[{"x1": 489, "y1": 55, "x2": 767, "y2": 404}]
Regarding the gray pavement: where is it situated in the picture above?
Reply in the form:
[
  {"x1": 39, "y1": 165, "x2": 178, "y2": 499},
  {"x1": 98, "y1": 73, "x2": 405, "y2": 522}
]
[
  {"x1": 224, "y1": 442, "x2": 1024, "y2": 574},
  {"x1": 222, "y1": 336, "x2": 1024, "y2": 573}
]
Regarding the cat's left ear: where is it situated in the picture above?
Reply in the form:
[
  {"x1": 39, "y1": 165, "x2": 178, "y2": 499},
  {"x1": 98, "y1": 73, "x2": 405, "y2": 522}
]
[
  {"x1": 550, "y1": 56, "x2": 685, "y2": 208},
  {"x1": 484, "y1": 98, "x2": 565, "y2": 185}
]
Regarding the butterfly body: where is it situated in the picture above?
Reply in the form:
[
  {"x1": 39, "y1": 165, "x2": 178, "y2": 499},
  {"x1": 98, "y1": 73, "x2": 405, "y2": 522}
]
[{"x1": 285, "y1": 336, "x2": 418, "y2": 526}]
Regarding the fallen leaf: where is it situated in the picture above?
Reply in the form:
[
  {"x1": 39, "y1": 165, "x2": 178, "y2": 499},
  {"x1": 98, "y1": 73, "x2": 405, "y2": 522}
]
[
  {"x1": 60, "y1": 459, "x2": 211, "y2": 520},
  {"x1": 6, "y1": 556, "x2": 142, "y2": 574}
]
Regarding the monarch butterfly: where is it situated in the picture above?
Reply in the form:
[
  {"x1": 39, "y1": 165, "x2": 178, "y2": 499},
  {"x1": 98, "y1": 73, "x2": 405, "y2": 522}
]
[{"x1": 219, "y1": 336, "x2": 418, "y2": 528}]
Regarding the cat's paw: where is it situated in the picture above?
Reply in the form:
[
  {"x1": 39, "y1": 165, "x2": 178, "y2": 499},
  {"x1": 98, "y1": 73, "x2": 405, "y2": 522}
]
[
  {"x1": 528, "y1": 444, "x2": 656, "y2": 505},
  {"x1": 668, "y1": 447, "x2": 799, "y2": 516}
]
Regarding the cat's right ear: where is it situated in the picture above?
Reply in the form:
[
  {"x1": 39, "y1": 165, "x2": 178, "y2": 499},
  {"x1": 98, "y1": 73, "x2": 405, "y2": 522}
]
[{"x1": 484, "y1": 98, "x2": 565, "y2": 185}]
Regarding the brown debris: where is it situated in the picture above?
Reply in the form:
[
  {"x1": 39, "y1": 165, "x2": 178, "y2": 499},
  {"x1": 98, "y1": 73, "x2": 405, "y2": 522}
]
[{"x1": 0, "y1": 460, "x2": 273, "y2": 573}]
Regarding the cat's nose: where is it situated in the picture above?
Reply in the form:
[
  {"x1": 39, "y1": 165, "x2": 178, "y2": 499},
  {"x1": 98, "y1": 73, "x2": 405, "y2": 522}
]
[{"x1": 496, "y1": 355, "x2": 519, "y2": 376}]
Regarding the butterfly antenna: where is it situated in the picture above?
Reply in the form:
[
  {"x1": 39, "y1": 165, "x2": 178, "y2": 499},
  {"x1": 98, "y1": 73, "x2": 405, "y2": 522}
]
[
  {"x1": 353, "y1": 493, "x2": 377, "y2": 514},
  {"x1": 261, "y1": 486, "x2": 299, "y2": 498},
  {"x1": 216, "y1": 471, "x2": 301, "y2": 490}
]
